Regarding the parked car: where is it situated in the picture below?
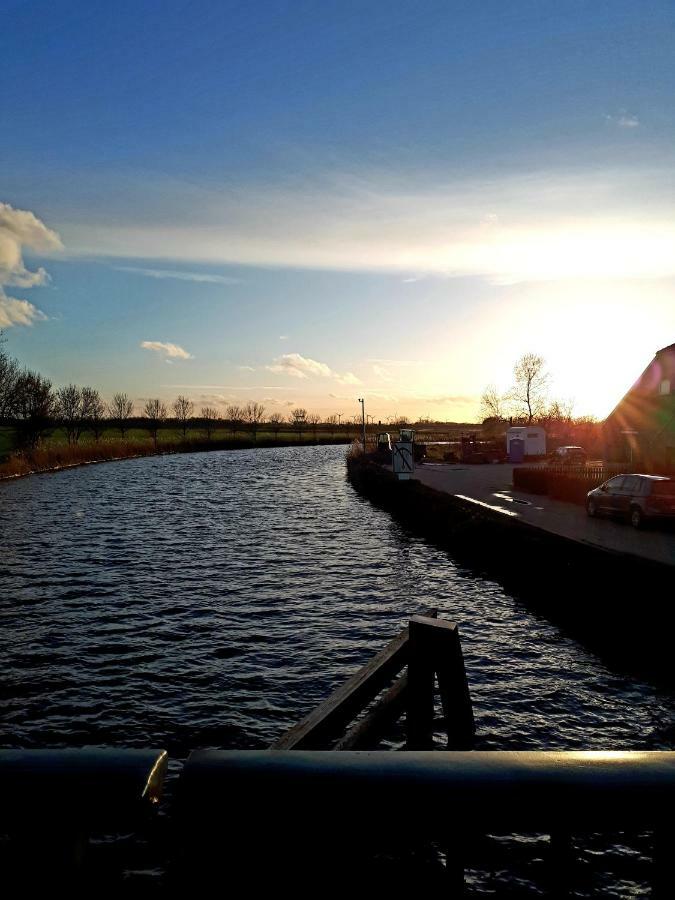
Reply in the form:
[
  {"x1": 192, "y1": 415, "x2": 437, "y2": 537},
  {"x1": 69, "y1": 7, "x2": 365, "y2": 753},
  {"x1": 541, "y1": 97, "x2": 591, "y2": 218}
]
[
  {"x1": 551, "y1": 445, "x2": 587, "y2": 465},
  {"x1": 586, "y1": 474, "x2": 675, "y2": 528}
]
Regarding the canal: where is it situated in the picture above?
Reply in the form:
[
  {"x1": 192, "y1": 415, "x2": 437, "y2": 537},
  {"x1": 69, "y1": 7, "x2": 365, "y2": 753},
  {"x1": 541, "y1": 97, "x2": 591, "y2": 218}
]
[{"x1": 2, "y1": 443, "x2": 675, "y2": 894}]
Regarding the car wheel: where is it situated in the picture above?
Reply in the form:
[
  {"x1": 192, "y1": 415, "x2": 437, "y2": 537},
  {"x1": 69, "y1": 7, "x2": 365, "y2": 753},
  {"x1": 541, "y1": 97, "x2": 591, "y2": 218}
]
[
  {"x1": 630, "y1": 506, "x2": 644, "y2": 529},
  {"x1": 587, "y1": 499, "x2": 597, "y2": 517}
]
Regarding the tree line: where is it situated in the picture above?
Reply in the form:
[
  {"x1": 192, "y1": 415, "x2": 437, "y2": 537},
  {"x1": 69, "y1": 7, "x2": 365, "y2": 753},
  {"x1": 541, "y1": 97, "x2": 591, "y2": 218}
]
[{"x1": 0, "y1": 339, "x2": 350, "y2": 450}]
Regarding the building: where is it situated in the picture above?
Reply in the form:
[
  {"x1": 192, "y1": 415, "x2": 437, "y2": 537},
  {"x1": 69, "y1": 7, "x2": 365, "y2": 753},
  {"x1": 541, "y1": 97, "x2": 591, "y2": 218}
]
[{"x1": 603, "y1": 342, "x2": 675, "y2": 469}]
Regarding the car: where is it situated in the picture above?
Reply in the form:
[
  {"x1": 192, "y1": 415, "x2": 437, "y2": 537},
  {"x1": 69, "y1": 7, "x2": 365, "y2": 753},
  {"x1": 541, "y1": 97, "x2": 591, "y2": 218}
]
[
  {"x1": 552, "y1": 445, "x2": 587, "y2": 465},
  {"x1": 586, "y1": 474, "x2": 675, "y2": 528}
]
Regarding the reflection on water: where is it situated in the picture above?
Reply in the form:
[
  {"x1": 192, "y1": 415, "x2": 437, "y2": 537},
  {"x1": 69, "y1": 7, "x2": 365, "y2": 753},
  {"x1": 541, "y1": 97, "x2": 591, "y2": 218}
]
[
  {"x1": 1, "y1": 444, "x2": 673, "y2": 755},
  {"x1": 2, "y1": 444, "x2": 674, "y2": 893}
]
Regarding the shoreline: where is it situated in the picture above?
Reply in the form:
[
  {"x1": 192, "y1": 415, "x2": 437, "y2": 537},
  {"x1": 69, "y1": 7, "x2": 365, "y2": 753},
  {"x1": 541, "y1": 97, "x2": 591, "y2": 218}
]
[
  {"x1": 0, "y1": 436, "x2": 352, "y2": 483},
  {"x1": 347, "y1": 455, "x2": 675, "y2": 681}
]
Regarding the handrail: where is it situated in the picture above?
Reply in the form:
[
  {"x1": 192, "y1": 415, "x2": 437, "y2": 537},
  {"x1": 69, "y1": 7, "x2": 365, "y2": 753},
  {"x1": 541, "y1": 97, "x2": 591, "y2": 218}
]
[{"x1": 182, "y1": 749, "x2": 675, "y2": 832}]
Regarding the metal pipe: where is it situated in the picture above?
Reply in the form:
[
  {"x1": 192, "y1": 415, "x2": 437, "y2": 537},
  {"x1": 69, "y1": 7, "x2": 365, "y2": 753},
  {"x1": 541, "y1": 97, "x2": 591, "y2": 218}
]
[{"x1": 182, "y1": 750, "x2": 675, "y2": 833}]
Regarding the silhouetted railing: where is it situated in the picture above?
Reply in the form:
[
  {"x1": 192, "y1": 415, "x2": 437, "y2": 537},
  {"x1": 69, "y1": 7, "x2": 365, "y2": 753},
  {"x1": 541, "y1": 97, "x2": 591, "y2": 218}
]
[
  {"x1": 179, "y1": 749, "x2": 675, "y2": 894},
  {"x1": 272, "y1": 612, "x2": 474, "y2": 751}
]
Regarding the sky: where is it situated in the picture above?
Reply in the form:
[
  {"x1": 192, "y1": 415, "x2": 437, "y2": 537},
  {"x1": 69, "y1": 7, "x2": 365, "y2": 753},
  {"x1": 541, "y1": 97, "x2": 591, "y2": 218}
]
[{"x1": 2, "y1": 0, "x2": 675, "y2": 422}]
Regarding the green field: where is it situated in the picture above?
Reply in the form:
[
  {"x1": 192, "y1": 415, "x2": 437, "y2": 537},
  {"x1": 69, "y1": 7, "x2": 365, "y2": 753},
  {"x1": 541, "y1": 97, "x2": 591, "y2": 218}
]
[{"x1": 0, "y1": 424, "x2": 352, "y2": 459}]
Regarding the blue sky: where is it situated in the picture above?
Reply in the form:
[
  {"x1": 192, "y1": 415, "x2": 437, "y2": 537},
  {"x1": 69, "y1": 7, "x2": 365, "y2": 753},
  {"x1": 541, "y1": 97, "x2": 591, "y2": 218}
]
[{"x1": 2, "y1": 0, "x2": 675, "y2": 419}]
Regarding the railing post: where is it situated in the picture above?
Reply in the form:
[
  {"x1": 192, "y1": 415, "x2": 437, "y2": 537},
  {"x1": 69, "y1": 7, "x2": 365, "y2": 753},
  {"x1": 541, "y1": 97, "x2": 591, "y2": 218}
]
[
  {"x1": 407, "y1": 617, "x2": 436, "y2": 749},
  {"x1": 407, "y1": 616, "x2": 474, "y2": 750}
]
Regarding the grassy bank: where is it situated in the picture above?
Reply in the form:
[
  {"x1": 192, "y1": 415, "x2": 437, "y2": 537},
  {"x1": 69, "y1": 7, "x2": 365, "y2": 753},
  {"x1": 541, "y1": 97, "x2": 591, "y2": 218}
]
[
  {"x1": 347, "y1": 454, "x2": 674, "y2": 681},
  {"x1": 0, "y1": 432, "x2": 351, "y2": 480}
]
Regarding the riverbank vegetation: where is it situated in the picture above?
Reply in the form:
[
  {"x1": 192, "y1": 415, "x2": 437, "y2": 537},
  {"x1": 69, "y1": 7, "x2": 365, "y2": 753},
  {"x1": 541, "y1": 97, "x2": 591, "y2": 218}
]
[{"x1": 0, "y1": 335, "x2": 358, "y2": 478}]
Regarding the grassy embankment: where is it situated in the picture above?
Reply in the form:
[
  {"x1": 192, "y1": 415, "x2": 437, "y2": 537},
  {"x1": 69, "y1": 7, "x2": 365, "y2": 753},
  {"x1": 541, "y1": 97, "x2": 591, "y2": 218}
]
[{"x1": 0, "y1": 425, "x2": 352, "y2": 480}]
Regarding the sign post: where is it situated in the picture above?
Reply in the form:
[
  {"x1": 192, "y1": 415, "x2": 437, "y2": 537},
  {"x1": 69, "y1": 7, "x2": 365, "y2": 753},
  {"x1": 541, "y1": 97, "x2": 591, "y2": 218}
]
[{"x1": 392, "y1": 440, "x2": 415, "y2": 480}]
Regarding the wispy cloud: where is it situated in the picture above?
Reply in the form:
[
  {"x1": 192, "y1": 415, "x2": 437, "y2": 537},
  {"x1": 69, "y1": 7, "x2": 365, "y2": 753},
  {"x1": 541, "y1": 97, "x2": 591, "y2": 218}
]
[
  {"x1": 0, "y1": 202, "x2": 62, "y2": 327},
  {"x1": 115, "y1": 265, "x2": 240, "y2": 284},
  {"x1": 140, "y1": 340, "x2": 193, "y2": 360},
  {"x1": 266, "y1": 352, "x2": 361, "y2": 385},
  {"x1": 59, "y1": 164, "x2": 675, "y2": 283},
  {"x1": 605, "y1": 111, "x2": 639, "y2": 129}
]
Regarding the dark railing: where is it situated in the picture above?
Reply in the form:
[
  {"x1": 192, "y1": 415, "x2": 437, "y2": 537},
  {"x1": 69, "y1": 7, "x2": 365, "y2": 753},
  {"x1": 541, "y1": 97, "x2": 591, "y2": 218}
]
[
  {"x1": 6, "y1": 619, "x2": 675, "y2": 894},
  {"x1": 272, "y1": 612, "x2": 474, "y2": 751},
  {"x1": 180, "y1": 749, "x2": 675, "y2": 894}
]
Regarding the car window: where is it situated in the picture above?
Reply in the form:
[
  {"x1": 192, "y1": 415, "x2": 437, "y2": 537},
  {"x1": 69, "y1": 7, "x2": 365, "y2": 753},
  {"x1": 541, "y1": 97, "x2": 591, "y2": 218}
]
[
  {"x1": 622, "y1": 476, "x2": 639, "y2": 493},
  {"x1": 607, "y1": 477, "x2": 625, "y2": 491}
]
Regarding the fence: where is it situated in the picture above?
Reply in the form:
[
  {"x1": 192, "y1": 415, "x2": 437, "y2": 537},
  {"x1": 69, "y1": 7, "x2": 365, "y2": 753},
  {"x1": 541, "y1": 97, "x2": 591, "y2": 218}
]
[{"x1": 514, "y1": 465, "x2": 624, "y2": 505}]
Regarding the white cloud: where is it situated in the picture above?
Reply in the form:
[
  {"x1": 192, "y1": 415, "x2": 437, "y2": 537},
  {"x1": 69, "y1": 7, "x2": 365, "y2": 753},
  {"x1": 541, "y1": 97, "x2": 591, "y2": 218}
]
[
  {"x1": 0, "y1": 297, "x2": 48, "y2": 328},
  {"x1": 605, "y1": 111, "x2": 639, "y2": 129},
  {"x1": 267, "y1": 353, "x2": 333, "y2": 379},
  {"x1": 0, "y1": 202, "x2": 62, "y2": 328},
  {"x1": 58, "y1": 165, "x2": 675, "y2": 283},
  {"x1": 336, "y1": 372, "x2": 361, "y2": 385},
  {"x1": 115, "y1": 265, "x2": 240, "y2": 284},
  {"x1": 266, "y1": 352, "x2": 362, "y2": 385},
  {"x1": 237, "y1": 365, "x2": 255, "y2": 372},
  {"x1": 279, "y1": 334, "x2": 289, "y2": 341},
  {"x1": 372, "y1": 364, "x2": 394, "y2": 382},
  {"x1": 140, "y1": 340, "x2": 193, "y2": 360}
]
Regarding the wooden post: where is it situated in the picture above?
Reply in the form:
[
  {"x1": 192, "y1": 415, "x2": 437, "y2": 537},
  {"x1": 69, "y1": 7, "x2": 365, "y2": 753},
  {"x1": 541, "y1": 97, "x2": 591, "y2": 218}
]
[
  {"x1": 433, "y1": 621, "x2": 475, "y2": 750},
  {"x1": 653, "y1": 830, "x2": 674, "y2": 898},
  {"x1": 407, "y1": 616, "x2": 474, "y2": 750},
  {"x1": 407, "y1": 616, "x2": 437, "y2": 749},
  {"x1": 549, "y1": 831, "x2": 573, "y2": 898}
]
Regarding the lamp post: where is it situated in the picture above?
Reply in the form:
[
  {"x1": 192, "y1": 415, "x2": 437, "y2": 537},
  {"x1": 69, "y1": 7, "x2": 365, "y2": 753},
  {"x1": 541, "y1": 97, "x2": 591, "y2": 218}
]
[{"x1": 358, "y1": 398, "x2": 366, "y2": 452}]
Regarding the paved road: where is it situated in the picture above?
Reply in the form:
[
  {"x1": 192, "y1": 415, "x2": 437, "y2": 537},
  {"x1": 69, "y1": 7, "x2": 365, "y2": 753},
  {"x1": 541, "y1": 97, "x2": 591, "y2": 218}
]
[{"x1": 413, "y1": 463, "x2": 675, "y2": 568}]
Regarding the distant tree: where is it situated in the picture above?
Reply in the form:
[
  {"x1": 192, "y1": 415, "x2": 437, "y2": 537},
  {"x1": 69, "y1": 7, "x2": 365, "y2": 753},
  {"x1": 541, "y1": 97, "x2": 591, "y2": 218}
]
[
  {"x1": 509, "y1": 353, "x2": 550, "y2": 424},
  {"x1": 81, "y1": 387, "x2": 106, "y2": 442},
  {"x1": 243, "y1": 401, "x2": 265, "y2": 441},
  {"x1": 226, "y1": 404, "x2": 243, "y2": 439},
  {"x1": 307, "y1": 412, "x2": 320, "y2": 440},
  {"x1": 13, "y1": 371, "x2": 55, "y2": 448},
  {"x1": 0, "y1": 334, "x2": 20, "y2": 420},
  {"x1": 56, "y1": 384, "x2": 85, "y2": 444},
  {"x1": 201, "y1": 406, "x2": 219, "y2": 440},
  {"x1": 172, "y1": 395, "x2": 194, "y2": 438},
  {"x1": 109, "y1": 392, "x2": 134, "y2": 438},
  {"x1": 479, "y1": 384, "x2": 505, "y2": 423},
  {"x1": 268, "y1": 412, "x2": 284, "y2": 439},
  {"x1": 143, "y1": 398, "x2": 167, "y2": 449},
  {"x1": 291, "y1": 407, "x2": 307, "y2": 438}
]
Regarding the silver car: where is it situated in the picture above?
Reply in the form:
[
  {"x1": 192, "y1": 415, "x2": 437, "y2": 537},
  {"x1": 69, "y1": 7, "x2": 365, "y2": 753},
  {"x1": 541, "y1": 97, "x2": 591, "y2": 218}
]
[{"x1": 586, "y1": 474, "x2": 675, "y2": 528}]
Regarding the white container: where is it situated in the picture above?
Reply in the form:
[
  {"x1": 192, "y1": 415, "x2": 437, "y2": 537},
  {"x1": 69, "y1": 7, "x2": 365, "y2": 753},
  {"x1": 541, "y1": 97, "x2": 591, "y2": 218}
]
[{"x1": 506, "y1": 426, "x2": 546, "y2": 457}]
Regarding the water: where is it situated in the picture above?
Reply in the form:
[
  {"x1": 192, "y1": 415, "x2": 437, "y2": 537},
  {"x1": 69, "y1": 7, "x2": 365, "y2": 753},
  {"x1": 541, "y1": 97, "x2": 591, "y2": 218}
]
[{"x1": 1, "y1": 444, "x2": 674, "y2": 892}]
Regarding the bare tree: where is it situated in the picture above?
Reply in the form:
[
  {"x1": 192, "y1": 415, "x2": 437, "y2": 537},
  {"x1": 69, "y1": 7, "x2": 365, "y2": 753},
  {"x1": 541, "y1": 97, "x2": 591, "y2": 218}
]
[
  {"x1": 291, "y1": 407, "x2": 307, "y2": 438},
  {"x1": 13, "y1": 371, "x2": 55, "y2": 448},
  {"x1": 268, "y1": 412, "x2": 284, "y2": 439},
  {"x1": 56, "y1": 384, "x2": 85, "y2": 444},
  {"x1": 172, "y1": 395, "x2": 194, "y2": 438},
  {"x1": 0, "y1": 334, "x2": 20, "y2": 420},
  {"x1": 479, "y1": 384, "x2": 505, "y2": 422},
  {"x1": 307, "y1": 412, "x2": 320, "y2": 440},
  {"x1": 201, "y1": 406, "x2": 219, "y2": 440},
  {"x1": 243, "y1": 401, "x2": 265, "y2": 441},
  {"x1": 509, "y1": 353, "x2": 550, "y2": 424},
  {"x1": 109, "y1": 392, "x2": 134, "y2": 438},
  {"x1": 143, "y1": 398, "x2": 167, "y2": 449},
  {"x1": 226, "y1": 404, "x2": 243, "y2": 439},
  {"x1": 81, "y1": 387, "x2": 106, "y2": 442}
]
